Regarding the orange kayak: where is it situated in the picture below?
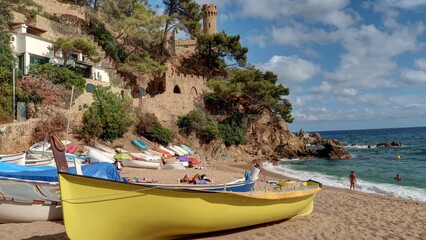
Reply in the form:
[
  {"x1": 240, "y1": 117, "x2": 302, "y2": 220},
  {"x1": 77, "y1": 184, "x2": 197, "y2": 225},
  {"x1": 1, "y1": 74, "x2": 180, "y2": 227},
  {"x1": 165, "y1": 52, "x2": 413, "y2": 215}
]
[{"x1": 152, "y1": 147, "x2": 172, "y2": 158}]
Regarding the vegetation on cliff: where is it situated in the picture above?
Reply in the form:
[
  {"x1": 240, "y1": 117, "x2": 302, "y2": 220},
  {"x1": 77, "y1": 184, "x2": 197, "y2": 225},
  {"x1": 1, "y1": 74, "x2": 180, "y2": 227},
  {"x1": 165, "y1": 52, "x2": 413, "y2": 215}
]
[
  {"x1": 78, "y1": 86, "x2": 133, "y2": 143},
  {"x1": 0, "y1": 2, "x2": 15, "y2": 124}
]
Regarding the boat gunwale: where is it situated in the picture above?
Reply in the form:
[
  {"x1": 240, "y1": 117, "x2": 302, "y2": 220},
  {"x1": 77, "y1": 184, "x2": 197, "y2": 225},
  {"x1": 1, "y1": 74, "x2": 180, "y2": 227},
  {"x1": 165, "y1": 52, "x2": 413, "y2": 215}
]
[{"x1": 58, "y1": 172, "x2": 321, "y2": 201}]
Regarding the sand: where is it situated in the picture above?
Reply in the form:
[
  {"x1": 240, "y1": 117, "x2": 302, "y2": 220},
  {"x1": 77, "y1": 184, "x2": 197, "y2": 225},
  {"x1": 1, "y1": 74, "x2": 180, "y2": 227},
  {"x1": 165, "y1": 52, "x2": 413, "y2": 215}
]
[{"x1": 1, "y1": 161, "x2": 425, "y2": 240}]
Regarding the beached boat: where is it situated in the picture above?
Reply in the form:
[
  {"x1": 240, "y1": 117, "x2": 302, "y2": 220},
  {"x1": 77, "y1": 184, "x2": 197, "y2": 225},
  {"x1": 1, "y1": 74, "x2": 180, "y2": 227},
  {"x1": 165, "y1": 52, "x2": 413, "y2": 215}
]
[
  {"x1": 129, "y1": 152, "x2": 161, "y2": 161},
  {"x1": 160, "y1": 161, "x2": 186, "y2": 170},
  {"x1": 135, "y1": 179, "x2": 256, "y2": 192},
  {"x1": 167, "y1": 145, "x2": 185, "y2": 156},
  {"x1": 180, "y1": 144, "x2": 195, "y2": 154},
  {"x1": 155, "y1": 146, "x2": 174, "y2": 157},
  {"x1": 85, "y1": 148, "x2": 115, "y2": 163},
  {"x1": 0, "y1": 152, "x2": 26, "y2": 165},
  {"x1": 50, "y1": 135, "x2": 322, "y2": 240},
  {"x1": 0, "y1": 178, "x2": 62, "y2": 223},
  {"x1": 174, "y1": 145, "x2": 189, "y2": 155},
  {"x1": 131, "y1": 139, "x2": 148, "y2": 150},
  {"x1": 94, "y1": 143, "x2": 116, "y2": 154},
  {"x1": 120, "y1": 159, "x2": 161, "y2": 169},
  {"x1": 0, "y1": 161, "x2": 121, "y2": 223}
]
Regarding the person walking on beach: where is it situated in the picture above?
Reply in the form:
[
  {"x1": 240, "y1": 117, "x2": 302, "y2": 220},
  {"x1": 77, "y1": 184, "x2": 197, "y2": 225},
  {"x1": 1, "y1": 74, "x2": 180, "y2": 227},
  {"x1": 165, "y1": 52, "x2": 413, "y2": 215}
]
[{"x1": 349, "y1": 171, "x2": 357, "y2": 190}]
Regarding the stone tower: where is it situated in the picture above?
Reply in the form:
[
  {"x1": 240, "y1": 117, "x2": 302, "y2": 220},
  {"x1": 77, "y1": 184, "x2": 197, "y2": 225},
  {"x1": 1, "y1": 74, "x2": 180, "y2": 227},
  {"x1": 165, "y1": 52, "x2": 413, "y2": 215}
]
[{"x1": 202, "y1": 4, "x2": 217, "y2": 34}]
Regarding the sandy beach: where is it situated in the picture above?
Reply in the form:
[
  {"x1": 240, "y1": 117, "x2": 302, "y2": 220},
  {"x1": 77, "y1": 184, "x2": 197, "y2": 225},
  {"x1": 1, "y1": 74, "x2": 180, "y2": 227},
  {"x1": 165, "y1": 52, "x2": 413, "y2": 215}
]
[{"x1": 0, "y1": 161, "x2": 425, "y2": 240}]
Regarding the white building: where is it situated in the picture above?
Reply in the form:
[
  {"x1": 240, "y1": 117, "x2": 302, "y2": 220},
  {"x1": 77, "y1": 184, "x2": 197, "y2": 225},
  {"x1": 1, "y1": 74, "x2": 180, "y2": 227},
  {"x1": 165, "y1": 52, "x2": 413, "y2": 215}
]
[{"x1": 10, "y1": 23, "x2": 110, "y2": 83}]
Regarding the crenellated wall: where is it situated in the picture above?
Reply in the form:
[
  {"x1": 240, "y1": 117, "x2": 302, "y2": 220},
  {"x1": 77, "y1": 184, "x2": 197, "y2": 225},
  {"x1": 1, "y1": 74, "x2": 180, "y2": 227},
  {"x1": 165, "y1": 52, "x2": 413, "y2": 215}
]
[{"x1": 140, "y1": 64, "x2": 209, "y2": 128}]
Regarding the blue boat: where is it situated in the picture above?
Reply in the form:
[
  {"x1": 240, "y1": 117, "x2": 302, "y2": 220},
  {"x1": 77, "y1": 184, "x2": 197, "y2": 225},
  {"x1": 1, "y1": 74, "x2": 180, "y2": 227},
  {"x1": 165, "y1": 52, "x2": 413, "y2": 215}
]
[
  {"x1": 131, "y1": 139, "x2": 148, "y2": 150},
  {"x1": 134, "y1": 180, "x2": 255, "y2": 192}
]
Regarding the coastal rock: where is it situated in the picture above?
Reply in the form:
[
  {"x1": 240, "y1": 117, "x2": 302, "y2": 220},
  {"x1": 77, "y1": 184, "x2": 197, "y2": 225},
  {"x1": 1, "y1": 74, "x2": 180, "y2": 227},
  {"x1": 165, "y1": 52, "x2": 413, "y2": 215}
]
[
  {"x1": 316, "y1": 139, "x2": 352, "y2": 160},
  {"x1": 191, "y1": 108, "x2": 351, "y2": 161},
  {"x1": 296, "y1": 130, "x2": 323, "y2": 145},
  {"x1": 376, "y1": 141, "x2": 403, "y2": 148}
]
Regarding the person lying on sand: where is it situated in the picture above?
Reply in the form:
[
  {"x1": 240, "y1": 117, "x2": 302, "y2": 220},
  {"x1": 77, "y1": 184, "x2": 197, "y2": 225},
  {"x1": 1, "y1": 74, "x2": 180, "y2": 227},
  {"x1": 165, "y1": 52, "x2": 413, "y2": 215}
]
[
  {"x1": 123, "y1": 177, "x2": 156, "y2": 183},
  {"x1": 180, "y1": 174, "x2": 211, "y2": 184}
]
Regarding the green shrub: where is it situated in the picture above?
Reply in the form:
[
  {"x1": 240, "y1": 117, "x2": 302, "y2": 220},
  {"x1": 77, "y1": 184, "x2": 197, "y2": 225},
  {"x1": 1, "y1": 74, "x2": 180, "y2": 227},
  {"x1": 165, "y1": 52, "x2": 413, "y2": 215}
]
[
  {"x1": 218, "y1": 113, "x2": 248, "y2": 146},
  {"x1": 0, "y1": 82, "x2": 13, "y2": 124},
  {"x1": 78, "y1": 86, "x2": 132, "y2": 143},
  {"x1": 177, "y1": 108, "x2": 206, "y2": 135},
  {"x1": 29, "y1": 64, "x2": 86, "y2": 94},
  {"x1": 148, "y1": 122, "x2": 172, "y2": 145},
  {"x1": 136, "y1": 113, "x2": 172, "y2": 145},
  {"x1": 202, "y1": 120, "x2": 220, "y2": 142},
  {"x1": 89, "y1": 19, "x2": 126, "y2": 63}
]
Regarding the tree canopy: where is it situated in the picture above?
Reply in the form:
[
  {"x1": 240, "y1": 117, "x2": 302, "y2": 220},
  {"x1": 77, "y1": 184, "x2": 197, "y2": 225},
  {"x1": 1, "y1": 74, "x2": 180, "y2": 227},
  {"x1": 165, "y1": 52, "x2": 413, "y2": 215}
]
[
  {"x1": 196, "y1": 32, "x2": 248, "y2": 71},
  {"x1": 0, "y1": 2, "x2": 15, "y2": 123},
  {"x1": 207, "y1": 67, "x2": 293, "y2": 123},
  {"x1": 49, "y1": 37, "x2": 101, "y2": 66},
  {"x1": 78, "y1": 86, "x2": 133, "y2": 143},
  {"x1": 160, "y1": 0, "x2": 201, "y2": 56}
]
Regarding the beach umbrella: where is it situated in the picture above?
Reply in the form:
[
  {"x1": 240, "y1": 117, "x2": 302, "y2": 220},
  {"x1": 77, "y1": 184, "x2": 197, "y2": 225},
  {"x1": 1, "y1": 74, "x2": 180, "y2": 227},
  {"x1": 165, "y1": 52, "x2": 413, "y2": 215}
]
[{"x1": 114, "y1": 153, "x2": 133, "y2": 160}]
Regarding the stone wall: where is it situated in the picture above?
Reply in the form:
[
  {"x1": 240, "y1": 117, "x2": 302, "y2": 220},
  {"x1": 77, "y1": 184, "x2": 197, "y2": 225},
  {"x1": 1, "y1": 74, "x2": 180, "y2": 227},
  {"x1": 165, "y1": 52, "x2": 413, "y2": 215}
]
[
  {"x1": 175, "y1": 38, "x2": 197, "y2": 56},
  {"x1": 139, "y1": 65, "x2": 209, "y2": 128},
  {"x1": 34, "y1": 0, "x2": 85, "y2": 20},
  {"x1": 0, "y1": 119, "x2": 39, "y2": 153}
]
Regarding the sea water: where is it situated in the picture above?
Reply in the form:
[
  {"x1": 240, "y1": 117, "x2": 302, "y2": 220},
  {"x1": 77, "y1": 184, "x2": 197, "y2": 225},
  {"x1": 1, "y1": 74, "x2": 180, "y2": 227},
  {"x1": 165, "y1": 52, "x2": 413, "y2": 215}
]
[{"x1": 263, "y1": 127, "x2": 426, "y2": 202}]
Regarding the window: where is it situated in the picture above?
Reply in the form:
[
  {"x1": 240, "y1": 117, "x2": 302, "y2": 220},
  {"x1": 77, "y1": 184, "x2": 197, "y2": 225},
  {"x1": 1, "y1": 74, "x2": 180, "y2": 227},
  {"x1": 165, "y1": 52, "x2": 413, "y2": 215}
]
[
  {"x1": 29, "y1": 54, "x2": 49, "y2": 65},
  {"x1": 173, "y1": 85, "x2": 181, "y2": 94},
  {"x1": 70, "y1": 53, "x2": 78, "y2": 62}
]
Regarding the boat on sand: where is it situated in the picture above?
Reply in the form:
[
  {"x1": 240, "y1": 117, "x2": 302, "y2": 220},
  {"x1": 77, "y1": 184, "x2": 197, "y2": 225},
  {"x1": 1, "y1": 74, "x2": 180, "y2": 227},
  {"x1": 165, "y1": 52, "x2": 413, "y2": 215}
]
[{"x1": 50, "y1": 135, "x2": 322, "y2": 240}]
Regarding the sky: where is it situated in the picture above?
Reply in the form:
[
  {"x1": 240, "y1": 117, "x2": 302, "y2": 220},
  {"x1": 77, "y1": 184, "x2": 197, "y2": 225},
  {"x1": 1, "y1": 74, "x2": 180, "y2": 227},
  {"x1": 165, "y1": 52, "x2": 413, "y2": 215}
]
[{"x1": 150, "y1": 0, "x2": 426, "y2": 132}]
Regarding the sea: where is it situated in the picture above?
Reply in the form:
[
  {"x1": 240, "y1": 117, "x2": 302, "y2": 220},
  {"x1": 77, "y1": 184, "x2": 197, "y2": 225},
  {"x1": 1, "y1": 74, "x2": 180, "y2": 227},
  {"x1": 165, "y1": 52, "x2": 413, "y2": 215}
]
[{"x1": 263, "y1": 126, "x2": 426, "y2": 202}]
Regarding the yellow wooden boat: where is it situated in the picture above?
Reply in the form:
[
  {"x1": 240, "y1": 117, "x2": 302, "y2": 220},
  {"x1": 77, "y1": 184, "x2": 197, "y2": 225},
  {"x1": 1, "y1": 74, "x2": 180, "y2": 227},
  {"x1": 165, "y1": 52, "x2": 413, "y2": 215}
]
[{"x1": 50, "y1": 135, "x2": 321, "y2": 240}]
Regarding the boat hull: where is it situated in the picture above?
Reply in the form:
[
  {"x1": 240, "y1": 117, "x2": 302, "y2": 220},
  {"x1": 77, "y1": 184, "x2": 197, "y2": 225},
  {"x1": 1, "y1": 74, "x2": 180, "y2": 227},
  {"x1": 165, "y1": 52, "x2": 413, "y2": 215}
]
[
  {"x1": 120, "y1": 159, "x2": 160, "y2": 169},
  {"x1": 58, "y1": 173, "x2": 320, "y2": 240},
  {"x1": 0, "y1": 201, "x2": 62, "y2": 223},
  {"x1": 0, "y1": 152, "x2": 26, "y2": 166}
]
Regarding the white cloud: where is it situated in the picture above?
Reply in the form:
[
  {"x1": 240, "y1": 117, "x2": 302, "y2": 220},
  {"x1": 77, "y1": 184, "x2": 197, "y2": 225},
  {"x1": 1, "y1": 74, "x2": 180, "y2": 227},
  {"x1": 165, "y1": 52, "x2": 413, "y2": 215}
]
[
  {"x1": 258, "y1": 55, "x2": 321, "y2": 83},
  {"x1": 270, "y1": 25, "x2": 337, "y2": 46},
  {"x1": 310, "y1": 81, "x2": 332, "y2": 93},
  {"x1": 325, "y1": 22, "x2": 423, "y2": 90},
  {"x1": 304, "y1": 48, "x2": 319, "y2": 57},
  {"x1": 400, "y1": 68, "x2": 426, "y2": 83},
  {"x1": 381, "y1": 0, "x2": 426, "y2": 9},
  {"x1": 237, "y1": 0, "x2": 354, "y2": 28},
  {"x1": 414, "y1": 58, "x2": 426, "y2": 70}
]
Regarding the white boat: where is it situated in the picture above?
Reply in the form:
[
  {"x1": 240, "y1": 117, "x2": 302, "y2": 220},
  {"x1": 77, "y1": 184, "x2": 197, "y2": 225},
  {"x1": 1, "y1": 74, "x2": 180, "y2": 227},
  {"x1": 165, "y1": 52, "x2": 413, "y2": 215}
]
[
  {"x1": 158, "y1": 146, "x2": 176, "y2": 156},
  {"x1": 0, "y1": 153, "x2": 26, "y2": 166},
  {"x1": 145, "y1": 149, "x2": 165, "y2": 158},
  {"x1": 0, "y1": 179, "x2": 62, "y2": 223},
  {"x1": 94, "y1": 143, "x2": 116, "y2": 154},
  {"x1": 85, "y1": 148, "x2": 115, "y2": 163},
  {"x1": 174, "y1": 145, "x2": 189, "y2": 155},
  {"x1": 25, "y1": 154, "x2": 55, "y2": 166},
  {"x1": 167, "y1": 145, "x2": 185, "y2": 156},
  {"x1": 160, "y1": 162, "x2": 185, "y2": 170},
  {"x1": 130, "y1": 152, "x2": 161, "y2": 161},
  {"x1": 28, "y1": 141, "x2": 51, "y2": 155},
  {"x1": 120, "y1": 159, "x2": 161, "y2": 169}
]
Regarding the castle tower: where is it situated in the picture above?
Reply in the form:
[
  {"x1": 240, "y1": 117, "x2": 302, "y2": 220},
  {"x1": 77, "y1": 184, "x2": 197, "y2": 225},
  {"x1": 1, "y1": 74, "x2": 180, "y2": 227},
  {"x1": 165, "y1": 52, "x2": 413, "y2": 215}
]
[{"x1": 202, "y1": 4, "x2": 217, "y2": 34}]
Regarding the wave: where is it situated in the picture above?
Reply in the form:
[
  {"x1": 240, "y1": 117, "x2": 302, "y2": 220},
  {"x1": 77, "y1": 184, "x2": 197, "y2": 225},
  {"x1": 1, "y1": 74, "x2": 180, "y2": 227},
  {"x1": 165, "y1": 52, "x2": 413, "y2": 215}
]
[
  {"x1": 344, "y1": 144, "x2": 376, "y2": 149},
  {"x1": 262, "y1": 162, "x2": 426, "y2": 202}
]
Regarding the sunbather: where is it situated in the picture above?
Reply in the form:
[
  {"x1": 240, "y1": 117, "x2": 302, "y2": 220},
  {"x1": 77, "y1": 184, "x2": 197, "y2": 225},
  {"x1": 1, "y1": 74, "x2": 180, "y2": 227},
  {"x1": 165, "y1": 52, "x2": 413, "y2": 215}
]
[{"x1": 180, "y1": 174, "x2": 211, "y2": 184}]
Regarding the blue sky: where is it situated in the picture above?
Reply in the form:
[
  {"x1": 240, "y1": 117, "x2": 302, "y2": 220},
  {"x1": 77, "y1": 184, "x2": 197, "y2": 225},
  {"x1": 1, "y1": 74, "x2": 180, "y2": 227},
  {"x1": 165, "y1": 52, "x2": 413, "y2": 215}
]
[{"x1": 151, "y1": 0, "x2": 426, "y2": 132}]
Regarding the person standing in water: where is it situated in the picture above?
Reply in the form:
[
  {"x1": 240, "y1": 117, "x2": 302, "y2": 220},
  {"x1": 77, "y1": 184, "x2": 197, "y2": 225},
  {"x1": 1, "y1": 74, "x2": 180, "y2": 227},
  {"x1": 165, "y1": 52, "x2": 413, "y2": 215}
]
[{"x1": 349, "y1": 171, "x2": 357, "y2": 190}]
